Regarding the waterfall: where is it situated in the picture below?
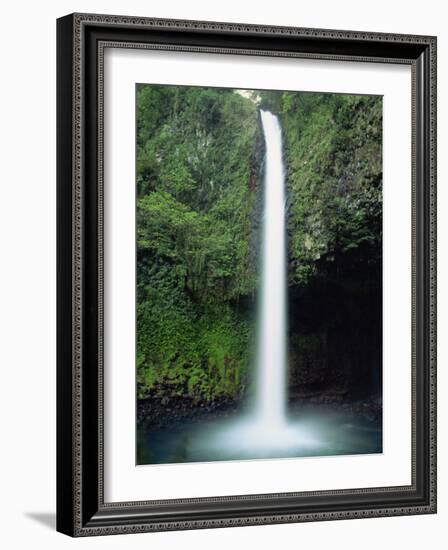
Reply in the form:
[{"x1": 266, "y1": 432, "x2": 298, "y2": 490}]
[
  {"x1": 204, "y1": 110, "x2": 320, "y2": 457},
  {"x1": 255, "y1": 110, "x2": 287, "y2": 429}
]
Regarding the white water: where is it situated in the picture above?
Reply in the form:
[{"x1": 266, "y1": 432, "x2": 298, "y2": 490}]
[
  {"x1": 203, "y1": 110, "x2": 323, "y2": 456},
  {"x1": 255, "y1": 110, "x2": 288, "y2": 429}
]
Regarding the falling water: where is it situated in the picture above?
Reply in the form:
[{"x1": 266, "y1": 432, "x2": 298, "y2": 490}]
[
  {"x1": 191, "y1": 109, "x2": 322, "y2": 455},
  {"x1": 255, "y1": 110, "x2": 288, "y2": 429}
]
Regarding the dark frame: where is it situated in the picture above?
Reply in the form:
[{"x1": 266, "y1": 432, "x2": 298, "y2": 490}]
[{"x1": 57, "y1": 13, "x2": 437, "y2": 537}]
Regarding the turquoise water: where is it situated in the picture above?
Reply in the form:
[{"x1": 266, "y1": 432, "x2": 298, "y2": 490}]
[{"x1": 136, "y1": 405, "x2": 382, "y2": 465}]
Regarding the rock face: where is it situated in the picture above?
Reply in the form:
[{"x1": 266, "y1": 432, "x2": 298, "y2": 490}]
[
  {"x1": 137, "y1": 395, "x2": 241, "y2": 429},
  {"x1": 286, "y1": 263, "x2": 382, "y2": 401}
]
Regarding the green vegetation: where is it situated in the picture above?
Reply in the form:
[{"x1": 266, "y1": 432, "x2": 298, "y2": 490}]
[
  {"x1": 260, "y1": 91, "x2": 382, "y2": 284},
  {"x1": 136, "y1": 85, "x2": 382, "y2": 403},
  {"x1": 136, "y1": 86, "x2": 261, "y2": 400}
]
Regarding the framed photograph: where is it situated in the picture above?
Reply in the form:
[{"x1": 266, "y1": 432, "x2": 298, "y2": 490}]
[{"x1": 57, "y1": 13, "x2": 437, "y2": 536}]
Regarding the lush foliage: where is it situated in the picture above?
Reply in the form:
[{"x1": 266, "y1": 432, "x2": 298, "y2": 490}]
[
  {"x1": 136, "y1": 86, "x2": 261, "y2": 399},
  {"x1": 260, "y1": 91, "x2": 382, "y2": 284},
  {"x1": 137, "y1": 85, "x2": 382, "y2": 402}
]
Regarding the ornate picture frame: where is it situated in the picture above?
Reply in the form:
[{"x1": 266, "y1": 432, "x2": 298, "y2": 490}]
[{"x1": 57, "y1": 13, "x2": 436, "y2": 536}]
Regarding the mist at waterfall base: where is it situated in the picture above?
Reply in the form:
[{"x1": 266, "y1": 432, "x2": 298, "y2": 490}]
[{"x1": 136, "y1": 109, "x2": 382, "y2": 465}]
